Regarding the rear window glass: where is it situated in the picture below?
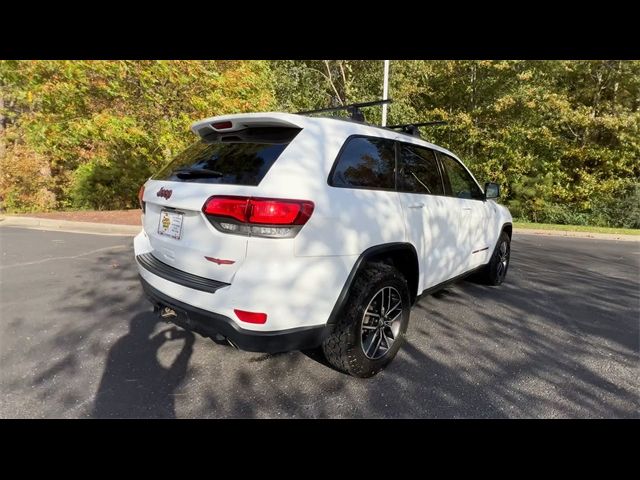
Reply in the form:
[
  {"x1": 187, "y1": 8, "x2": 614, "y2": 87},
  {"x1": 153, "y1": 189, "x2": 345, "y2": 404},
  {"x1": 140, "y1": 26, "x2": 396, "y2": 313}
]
[
  {"x1": 153, "y1": 127, "x2": 300, "y2": 185},
  {"x1": 330, "y1": 136, "x2": 396, "y2": 190}
]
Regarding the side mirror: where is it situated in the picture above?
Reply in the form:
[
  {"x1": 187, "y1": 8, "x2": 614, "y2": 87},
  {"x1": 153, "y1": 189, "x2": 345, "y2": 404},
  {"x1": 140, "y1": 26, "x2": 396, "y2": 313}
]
[{"x1": 484, "y1": 182, "x2": 500, "y2": 200}]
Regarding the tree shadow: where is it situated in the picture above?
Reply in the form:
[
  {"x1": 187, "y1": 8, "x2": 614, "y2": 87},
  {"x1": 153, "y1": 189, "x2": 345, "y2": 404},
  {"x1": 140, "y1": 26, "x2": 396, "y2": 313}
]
[{"x1": 91, "y1": 311, "x2": 195, "y2": 418}]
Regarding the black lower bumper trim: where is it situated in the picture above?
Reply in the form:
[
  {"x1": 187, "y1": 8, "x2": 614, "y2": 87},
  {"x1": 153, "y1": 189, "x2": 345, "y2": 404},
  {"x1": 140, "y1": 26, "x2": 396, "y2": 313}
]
[
  {"x1": 136, "y1": 253, "x2": 229, "y2": 294},
  {"x1": 139, "y1": 277, "x2": 328, "y2": 353}
]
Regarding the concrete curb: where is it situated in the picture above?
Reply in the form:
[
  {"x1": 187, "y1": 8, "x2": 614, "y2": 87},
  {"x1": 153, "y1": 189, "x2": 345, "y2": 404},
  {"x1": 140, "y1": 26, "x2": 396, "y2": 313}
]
[
  {"x1": 0, "y1": 215, "x2": 637, "y2": 241},
  {"x1": 0, "y1": 216, "x2": 140, "y2": 236},
  {"x1": 514, "y1": 228, "x2": 640, "y2": 242}
]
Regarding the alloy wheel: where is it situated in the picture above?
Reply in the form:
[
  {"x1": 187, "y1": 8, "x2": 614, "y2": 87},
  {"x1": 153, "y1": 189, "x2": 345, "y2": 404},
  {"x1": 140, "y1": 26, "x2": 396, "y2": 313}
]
[{"x1": 360, "y1": 286, "x2": 403, "y2": 360}]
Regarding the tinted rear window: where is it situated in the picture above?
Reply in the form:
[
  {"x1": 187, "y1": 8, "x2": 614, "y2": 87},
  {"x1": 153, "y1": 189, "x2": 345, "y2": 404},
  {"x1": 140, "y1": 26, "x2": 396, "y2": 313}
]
[
  {"x1": 153, "y1": 127, "x2": 300, "y2": 185},
  {"x1": 330, "y1": 136, "x2": 396, "y2": 190}
]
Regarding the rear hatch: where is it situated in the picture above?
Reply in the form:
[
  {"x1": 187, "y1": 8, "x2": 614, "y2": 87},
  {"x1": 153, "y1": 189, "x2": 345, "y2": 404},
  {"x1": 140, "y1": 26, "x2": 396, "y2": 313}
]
[{"x1": 141, "y1": 121, "x2": 301, "y2": 284}]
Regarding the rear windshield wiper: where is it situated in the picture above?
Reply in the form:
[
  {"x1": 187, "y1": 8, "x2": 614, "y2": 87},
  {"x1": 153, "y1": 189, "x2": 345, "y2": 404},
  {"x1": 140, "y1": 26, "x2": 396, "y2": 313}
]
[{"x1": 174, "y1": 168, "x2": 224, "y2": 179}]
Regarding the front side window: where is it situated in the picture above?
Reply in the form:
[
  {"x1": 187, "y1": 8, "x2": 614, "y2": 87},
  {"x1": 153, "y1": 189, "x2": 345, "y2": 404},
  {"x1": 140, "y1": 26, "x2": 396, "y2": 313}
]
[
  {"x1": 330, "y1": 136, "x2": 396, "y2": 190},
  {"x1": 398, "y1": 143, "x2": 444, "y2": 195},
  {"x1": 438, "y1": 153, "x2": 483, "y2": 200}
]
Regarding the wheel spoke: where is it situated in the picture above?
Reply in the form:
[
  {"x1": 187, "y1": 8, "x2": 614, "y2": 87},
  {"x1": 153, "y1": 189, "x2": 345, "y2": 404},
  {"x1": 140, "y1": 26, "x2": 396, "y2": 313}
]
[
  {"x1": 370, "y1": 330, "x2": 383, "y2": 357},
  {"x1": 384, "y1": 325, "x2": 395, "y2": 340},
  {"x1": 373, "y1": 290, "x2": 384, "y2": 316},
  {"x1": 380, "y1": 328, "x2": 392, "y2": 350},
  {"x1": 386, "y1": 300, "x2": 401, "y2": 317},
  {"x1": 365, "y1": 329, "x2": 380, "y2": 357},
  {"x1": 362, "y1": 324, "x2": 377, "y2": 330}
]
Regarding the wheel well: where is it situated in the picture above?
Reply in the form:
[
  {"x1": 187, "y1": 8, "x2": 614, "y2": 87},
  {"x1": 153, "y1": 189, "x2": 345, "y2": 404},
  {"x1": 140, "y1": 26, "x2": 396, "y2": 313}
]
[
  {"x1": 367, "y1": 246, "x2": 419, "y2": 304},
  {"x1": 503, "y1": 224, "x2": 512, "y2": 239}
]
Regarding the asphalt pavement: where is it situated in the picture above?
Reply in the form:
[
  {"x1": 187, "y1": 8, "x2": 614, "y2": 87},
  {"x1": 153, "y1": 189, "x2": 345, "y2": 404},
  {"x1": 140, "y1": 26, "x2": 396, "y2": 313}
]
[{"x1": 0, "y1": 226, "x2": 638, "y2": 418}]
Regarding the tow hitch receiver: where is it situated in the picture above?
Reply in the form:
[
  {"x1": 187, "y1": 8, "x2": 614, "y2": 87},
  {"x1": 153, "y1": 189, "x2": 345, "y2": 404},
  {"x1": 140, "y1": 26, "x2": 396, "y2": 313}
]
[{"x1": 160, "y1": 306, "x2": 177, "y2": 319}]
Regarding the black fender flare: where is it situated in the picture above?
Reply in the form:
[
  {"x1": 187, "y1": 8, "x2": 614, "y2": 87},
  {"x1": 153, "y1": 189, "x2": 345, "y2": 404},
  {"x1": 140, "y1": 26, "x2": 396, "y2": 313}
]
[
  {"x1": 484, "y1": 222, "x2": 513, "y2": 266},
  {"x1": 326, "y1": 242, "x2": 419, "y2": 325},
  {"x1": 502, "y1": 221, "x2": 513, "y2": 238}
]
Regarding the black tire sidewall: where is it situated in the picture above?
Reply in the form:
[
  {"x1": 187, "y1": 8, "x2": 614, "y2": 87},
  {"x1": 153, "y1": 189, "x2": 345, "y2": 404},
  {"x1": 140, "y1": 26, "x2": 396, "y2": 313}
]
[
  {"x1": 344, "y1": 265, "x2": 411, "y2": 377},
  {"x1": 488, "y1": 232, "x2": 511, "y2": 285}
]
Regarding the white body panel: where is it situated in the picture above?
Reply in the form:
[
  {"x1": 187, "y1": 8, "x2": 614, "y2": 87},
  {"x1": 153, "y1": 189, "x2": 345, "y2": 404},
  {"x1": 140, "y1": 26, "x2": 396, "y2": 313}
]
[{"x1": 135, "y1": 112, "x2": 512, "y2": 333}]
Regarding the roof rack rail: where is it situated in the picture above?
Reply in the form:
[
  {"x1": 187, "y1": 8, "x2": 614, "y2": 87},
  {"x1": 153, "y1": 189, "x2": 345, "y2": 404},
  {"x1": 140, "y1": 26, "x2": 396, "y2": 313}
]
[
  {"x1": 386, "y1": 121, "x2": 448, "y2": 138},
  {"x1": 297, "y1": 99, "x2": 393, "y2": 122}
]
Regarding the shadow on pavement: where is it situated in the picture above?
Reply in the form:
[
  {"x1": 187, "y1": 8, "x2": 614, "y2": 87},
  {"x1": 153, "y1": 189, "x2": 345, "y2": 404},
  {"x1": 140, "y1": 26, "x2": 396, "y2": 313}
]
[
  {"x1": 2, "y1": 228, "x2": 638, "y2": 418},
  {"x1": 92, "y1": 312, "x2": 195, "y2": 419}
]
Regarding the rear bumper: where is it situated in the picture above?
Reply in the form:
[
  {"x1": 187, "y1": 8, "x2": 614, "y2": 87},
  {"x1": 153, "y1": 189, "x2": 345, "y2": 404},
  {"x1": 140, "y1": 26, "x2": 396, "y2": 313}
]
[{"x1": 139, "y1": 277, "x2": 328, "y2": 353}]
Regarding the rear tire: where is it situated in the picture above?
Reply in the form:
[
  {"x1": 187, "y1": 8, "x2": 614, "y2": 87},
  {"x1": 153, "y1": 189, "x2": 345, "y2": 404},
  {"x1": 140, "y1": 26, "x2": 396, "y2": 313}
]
[
  {"x1": 322, "y1": 262, "x2": 411, "y2": 378},
  {"x1": 477, "y1": 231, "x2": 511, "y2": 286}
]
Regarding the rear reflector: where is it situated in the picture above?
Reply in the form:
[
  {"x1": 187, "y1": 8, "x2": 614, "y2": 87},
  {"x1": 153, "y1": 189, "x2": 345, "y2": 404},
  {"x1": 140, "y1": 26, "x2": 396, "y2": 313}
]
[
  {"x1": 234, "y1": 309, "x2": 267, "y2": 324},
  {"x1": 202, "y1": 196, "x2": 314, "y2": 238}
]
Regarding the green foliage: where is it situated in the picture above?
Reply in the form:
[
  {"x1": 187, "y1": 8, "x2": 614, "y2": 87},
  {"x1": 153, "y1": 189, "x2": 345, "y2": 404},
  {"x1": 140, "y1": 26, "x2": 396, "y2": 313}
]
[
  {"x1": 1, "y1": 60, "x2": 638, "y2": 228},
  {"x1": 513, "y1": 221, "x2": 640, "y2": 236},
  {"x1": 1, "y1": 60, "x2": 274, "y2": 211},
  {"x1": 271, "y1": 60, "x2": 640, "y2": 229}
]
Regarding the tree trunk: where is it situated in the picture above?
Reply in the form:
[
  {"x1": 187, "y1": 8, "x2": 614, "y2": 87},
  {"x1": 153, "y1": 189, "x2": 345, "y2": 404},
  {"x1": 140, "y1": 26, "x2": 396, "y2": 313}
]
[
  {"x1": 0, "y1": 90, "x2": 5, "y2": 161},
  {"x1": 470, "y1": 62, "x2": 477, "y2": 158},
  {"x1": 583, "y1": 62, "x2": 605, "y2": 147}
]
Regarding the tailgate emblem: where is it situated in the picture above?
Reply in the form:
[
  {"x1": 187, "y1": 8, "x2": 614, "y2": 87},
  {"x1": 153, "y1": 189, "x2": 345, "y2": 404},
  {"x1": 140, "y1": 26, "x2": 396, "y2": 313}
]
[
  {"x1": 157, "y1": 187, "x2": 172, "y2": 199},
  {"x1": 205, "y1": 256, "x2": 236, "y2": 265}
]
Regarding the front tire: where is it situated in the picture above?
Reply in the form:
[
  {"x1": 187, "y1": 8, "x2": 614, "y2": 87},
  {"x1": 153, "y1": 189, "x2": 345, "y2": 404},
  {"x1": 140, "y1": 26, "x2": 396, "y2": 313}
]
[
  {"x1": 478, "y1": 231, "x2": 511, "y2": 286},
  {"x1": 322, "y1": 262, "x2": 411, "y2": 378}
]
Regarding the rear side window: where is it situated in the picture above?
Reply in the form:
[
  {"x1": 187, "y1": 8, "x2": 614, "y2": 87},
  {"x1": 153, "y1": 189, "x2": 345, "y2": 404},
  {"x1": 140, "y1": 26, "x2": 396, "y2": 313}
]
[
  {"x1": 438, "y1": 153, "x2": 484, "y2": 200},
  {"x1": 398, "y1": 143, "x2": 444, "y2": 195},
  {"x1": 153, "y1": 127, "x2": 300, "y2": 185},
  {"x1": 330, "y1": 136, "x2": 396, "y2": 190}
]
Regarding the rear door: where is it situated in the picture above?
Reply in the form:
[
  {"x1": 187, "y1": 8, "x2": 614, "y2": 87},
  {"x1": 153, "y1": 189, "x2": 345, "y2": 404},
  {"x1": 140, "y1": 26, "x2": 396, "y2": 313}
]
[
  {"x1": 437, "y1": 152, "x2": 488, "y2": 274},
  {"x1": 396, "y1": 142, "x2": 458, "y2": 290},
  {"x1": 141, "y1": 127, "x2": 300, "y2": 284}
]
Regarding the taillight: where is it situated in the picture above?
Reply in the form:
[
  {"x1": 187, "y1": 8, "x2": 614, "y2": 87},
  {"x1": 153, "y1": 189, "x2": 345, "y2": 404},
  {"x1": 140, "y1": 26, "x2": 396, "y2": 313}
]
[
  {"x1": 138, "y1": 184, "x2": 145, "y2": 212},
  {"x1": 202, "y1": 196, "x2": 314, "y2": 238},
  {"x1": 203, "y1": 196, "x2": 249, "y2": 222},
  {"x1": 249, "y1": 199, "x2": 314, "y2": 225}
]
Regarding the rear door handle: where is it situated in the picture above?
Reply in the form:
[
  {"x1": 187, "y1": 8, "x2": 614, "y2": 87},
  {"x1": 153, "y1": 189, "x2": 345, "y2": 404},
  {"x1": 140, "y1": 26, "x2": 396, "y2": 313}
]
[
  {"x1": 408, "y1": 203, "x2": 424, "y2": 209},
  {"x1": 462, "y1": 207, "x2": 473, "y2": 211}
]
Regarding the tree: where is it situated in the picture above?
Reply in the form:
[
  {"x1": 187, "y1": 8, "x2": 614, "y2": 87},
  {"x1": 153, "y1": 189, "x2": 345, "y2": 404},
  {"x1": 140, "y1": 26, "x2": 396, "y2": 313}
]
[
  {"x1": 0, "y1": 60, "x2": 274, "y2": 210},
  {"x1": 2, "y1": 60, "x2": 638, "y2": 228}
]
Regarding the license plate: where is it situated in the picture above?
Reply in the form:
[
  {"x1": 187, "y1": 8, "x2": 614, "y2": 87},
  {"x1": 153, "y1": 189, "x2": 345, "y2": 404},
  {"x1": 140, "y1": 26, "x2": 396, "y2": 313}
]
[{"x1": 158, "y1": 210, "x2": 184, "y2": 240}]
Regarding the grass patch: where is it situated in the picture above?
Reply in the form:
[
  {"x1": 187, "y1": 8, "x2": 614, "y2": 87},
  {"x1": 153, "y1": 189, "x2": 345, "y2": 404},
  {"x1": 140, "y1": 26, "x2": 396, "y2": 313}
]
[{"x1": 513, "y1": 221, "x2": 640, "y2": 236}]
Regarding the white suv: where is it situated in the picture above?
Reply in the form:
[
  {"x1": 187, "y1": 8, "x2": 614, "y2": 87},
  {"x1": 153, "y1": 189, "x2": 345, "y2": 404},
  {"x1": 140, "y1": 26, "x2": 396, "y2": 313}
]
[{"x1": 134, "y1": 108, "x2": 512, "y2": 377}]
